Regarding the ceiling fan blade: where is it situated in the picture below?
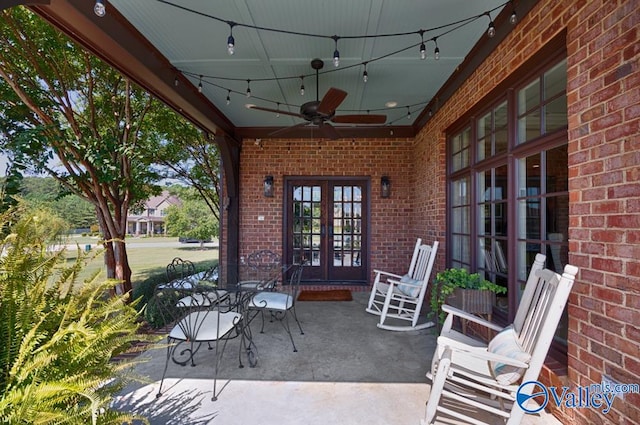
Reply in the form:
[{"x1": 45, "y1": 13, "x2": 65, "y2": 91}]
[
  {"x1": 317, "y1": 87, "x2": 347, "y2": 115},
  {"x1": 332, "y1": 114, "x2": 387, "y2": 124},
  {"x1": 247, "y1": 104, "x2": 302, "y2": 119},
  {"x1": 267, "y1": 122, "x2": 310, "y2": 137},
  {"x1": 319, "y1": 122, "x2": 341, "y2": 140}
]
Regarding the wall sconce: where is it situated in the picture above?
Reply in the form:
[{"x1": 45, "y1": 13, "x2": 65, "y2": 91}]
[
  {"x1": 381, "y1": 176, "x2": 391, "y2": 198},
  {"x1": 263, "y1": 175, "x2": 274, "y2": 197}
]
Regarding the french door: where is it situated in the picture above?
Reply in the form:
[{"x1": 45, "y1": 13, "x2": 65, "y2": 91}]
[{"x1": 285, "y1": 178, "x2": 368, "y2": 283}]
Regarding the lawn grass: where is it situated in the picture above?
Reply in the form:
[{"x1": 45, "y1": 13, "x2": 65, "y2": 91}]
[{"x1": 65, "y1": 241, "x2": 219, "y2": 285}]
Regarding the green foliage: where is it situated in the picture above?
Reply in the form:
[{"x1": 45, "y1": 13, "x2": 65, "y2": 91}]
[
  {"x1": 0, "y1": 206, "x2": 150, "y2": 424},
  {"x1": 429, "y1": 268, "x2": 506, "y2": 327},
  {"x1": 16, "y1": 177, "x2": 96, "y2": 228},
  {"x1": 131, "y1": 272, "x2": 168, "y2": 329},
  {"x1": 165, "y1": 194, "x2": 218, "y2": 243},
  {"x1": 132, "y1": 259, "x2": 218, "y2": 329}
]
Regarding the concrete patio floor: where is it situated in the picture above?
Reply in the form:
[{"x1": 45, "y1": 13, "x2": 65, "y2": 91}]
[{"x1": 113, "y1": 292, "x2": 561, "y2": 424}]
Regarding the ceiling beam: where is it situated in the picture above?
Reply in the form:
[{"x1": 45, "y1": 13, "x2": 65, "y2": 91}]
[
  {"x1": 235, "y1": 125, "x2": 415, "y2": 140},
  {"x1": 29, "y1": 0, "x2": 238, "y2": 142}
]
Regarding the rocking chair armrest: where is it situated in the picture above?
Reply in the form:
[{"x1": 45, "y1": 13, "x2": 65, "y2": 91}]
[
  {"x1": 441, "y1": 304, "x2": 504, "y2": 332},
  {"x1": 441, "y1": 341, "x2": 530, "y2": 369},
  {"x1": 437, "y1": 337, "x2": 529, "y2": 368},
  {"x1": 373, "y1": 269, "x2": 403, "y2": 280},
  {"x1": 387, "y1": 277, "x2": 420, "y2": 289}
]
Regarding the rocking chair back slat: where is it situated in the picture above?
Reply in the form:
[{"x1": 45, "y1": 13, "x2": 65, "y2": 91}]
[{"x1": 405, "y1": 238, "x2": 423, "y2": 278}]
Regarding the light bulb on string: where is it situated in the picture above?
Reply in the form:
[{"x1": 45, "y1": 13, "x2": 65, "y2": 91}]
[
  {"x1": 198, "y1": 75, "x2": 203, "y2": 93},
  {"x1": 419, "y1": 30, "x2": 426, "y2": 60},
  {"x1": 276, "y1": 103, "x2": 280, "y2": 118},
  {"x1": 226, "y1": 90, "x2": 231, "y2": 105},
  {"x1": 94, "y1": 0, "x2": 106, "y2": 17},
  {"x1": 406, "y1": 106, "x2": 411, "y2": 120},
  {"x1": 434, "y1": 38, "x2": 440, "y2": 60},
  {"x1": 486, "y1": 13, "x2": 496, "y2": 38},
  {"x1": 362, "y1": 63, "x2": 368, "y2": 83},
  {"x1": 299, "y1": 76, "x2": 305, "y2": 96},
  {"x1": 227, "y1": 22, "x2": 236, "y2": 55},
  {"x1": 246, "y1": 80, "x2": 251, "y2": 98},
  {"x1": 332, "y1": 36, "x2": 340, "y2": 67},
  {"x1": 509, "y1": 2, "x2": 518, "y2": 25}
]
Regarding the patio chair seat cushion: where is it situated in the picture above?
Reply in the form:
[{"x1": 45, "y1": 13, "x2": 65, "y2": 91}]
[
  {"x1": 250, "y1": 292, "x2": 293, "y2": 311},
  {"x1": 397, "y1": 274, "x2": 422, "y2": 298},
  {"x1": 169, "y1": 310, "x2": 241, "y2": 341},
  {"x1": 487, "y1": 325, "x2": 531, "y2": 385}
]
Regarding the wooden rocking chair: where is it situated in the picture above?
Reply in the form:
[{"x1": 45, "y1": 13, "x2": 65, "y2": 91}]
[
  {"x1": 422, "y1": 254, "x2": 578, "y2": 425},
  {"x1": 366, "y1": 239, "x2": 439, "y2": 331}
]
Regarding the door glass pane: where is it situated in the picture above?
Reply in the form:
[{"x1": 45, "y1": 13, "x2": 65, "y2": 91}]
[
  {"x1": 292, "y1": 185, "x2": 321, "y2": 266},
  {"x1": 332, "y1": 185, "x2": 363, "y2": 269}
]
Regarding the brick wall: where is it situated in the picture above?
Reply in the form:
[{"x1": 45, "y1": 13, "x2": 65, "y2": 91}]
[
  {"x1": 413, "y1": 0, "x2": 639, "y2": 423},
  {"x1": 235, "y1": 137, "x2": 423, "y2": 284},
  {"x1": 227, "y1": 0, "x2": 638, "y2": 423}
]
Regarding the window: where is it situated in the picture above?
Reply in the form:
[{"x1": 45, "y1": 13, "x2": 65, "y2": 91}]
[
  {"x1": 447, "y1": 56, "x2": 568, "y2": 348},
  {"x1": 517, "y1": 60, "x2": 567, "y2": 144}
]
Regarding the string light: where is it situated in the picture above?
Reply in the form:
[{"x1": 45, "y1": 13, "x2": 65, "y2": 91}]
[
  {"x1": 227, "y1": 22, "x2": 236, "y2": 55},
  {"x1": 158, "y1": 0, "x2": 512, "y2": 59},
  {"x1": 198, "y1": 75, "x2": 203, "y2": 93},
  {"x1": 276, "y1": 102, "x2": 280, "y2": 117},
  {"x1": 509, "y1": 1, "x2": 518, "y2": 25},
  {"x1": 486, "y1": 13, "x2": 496, "y2": 38},
  {"x1": 94, "y1": 0, "x2": 106, "y2": 17},
  {"x1": 162, "y1": 0, "x2": 514, "y2": 122}
]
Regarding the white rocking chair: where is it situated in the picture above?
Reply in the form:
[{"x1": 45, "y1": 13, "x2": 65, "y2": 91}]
[
  {"x1": 366, "y1": 239, "x2": 439, "y2": 331},
  {"x1": 422, "y1": 254, "x2": 578, "y2": 425}
]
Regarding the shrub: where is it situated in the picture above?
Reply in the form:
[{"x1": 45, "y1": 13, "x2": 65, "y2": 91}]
[{"x1": 0, "y1": 206, "x2": 150, "y2": 424}]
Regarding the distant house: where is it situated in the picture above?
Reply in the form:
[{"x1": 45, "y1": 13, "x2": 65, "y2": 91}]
[{"x1": 126, "y1": 191, "x2": 180, "y2": 236}]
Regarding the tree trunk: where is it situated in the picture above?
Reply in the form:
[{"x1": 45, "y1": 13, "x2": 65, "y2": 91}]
[{"x1": 97, "y1": 207, "x2": 132, "y2": 296}]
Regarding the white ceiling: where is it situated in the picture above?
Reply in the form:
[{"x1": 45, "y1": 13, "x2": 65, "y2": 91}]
[{"x1": 108, "y1": 0, "x2": 508, "y2": 132}]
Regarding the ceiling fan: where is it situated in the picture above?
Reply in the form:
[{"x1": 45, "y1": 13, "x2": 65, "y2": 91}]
[{"x1": 247, "y1": 58, "x2": 387, "y2": 139}]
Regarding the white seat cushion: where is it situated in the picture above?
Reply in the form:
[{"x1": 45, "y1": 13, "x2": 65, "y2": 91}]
[
  {"x1": 397, "y1": 274, "x2": 422, "y2": 297},
  {"x1": 250, "y1": 292, "x2": 292, "y2": 310},
  {"x1": 169, "y1": 310, "x2": 241, "y2": 341},
  {"x1": 487, "y1": 325, "x2": 531, "y2": 385}
]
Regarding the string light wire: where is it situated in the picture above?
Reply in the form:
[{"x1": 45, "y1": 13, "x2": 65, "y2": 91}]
[{"x1": 152, "y1": 0, "x2": 515, "y2": 123}]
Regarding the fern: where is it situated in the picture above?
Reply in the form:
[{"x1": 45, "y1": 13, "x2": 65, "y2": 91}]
[{"x1": 0, "y1": 205, "x2": 151, "y2": 424}]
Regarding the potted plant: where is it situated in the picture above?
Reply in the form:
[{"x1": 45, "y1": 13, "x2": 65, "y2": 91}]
[{"x1": 430, "y1": 268, "x2": 506, "y2": 329}]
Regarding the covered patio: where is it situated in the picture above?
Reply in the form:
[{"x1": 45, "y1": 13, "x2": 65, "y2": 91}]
[
  {"x1": 113, "y1": 292, "x2": 561, "y2": 425},
  {"x1": 6, "y1": 0, "x2": 639, "y2": 424}
]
